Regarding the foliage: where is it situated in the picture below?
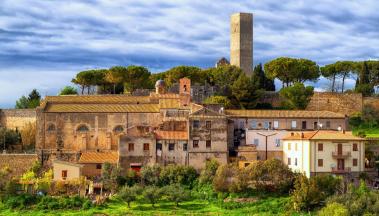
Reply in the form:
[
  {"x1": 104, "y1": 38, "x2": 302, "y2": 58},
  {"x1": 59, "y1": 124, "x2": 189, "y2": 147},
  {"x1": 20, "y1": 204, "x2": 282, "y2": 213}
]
[
  {"x1": 15, "y1": 89, "x2": 41, "y2": 109},
  {"x1": 4, "y1": 194, "x2": 38, "y2": 209},
  {"x1": 279, "y1": 82, "x2": 314, "y2": 109},
  {"x1": 34, "y1": 169, "x2": 53, "y2": 193},
  {"x1": 101, "y1": 163, "x2": 121, "y2": 193},
  {"x1": 251, "y1": 63, "x2": 275, "y2": 91},
  {"x1": 203, "y1": 96, "x2": 232, "y2": 108},
  {"x1": 206, "y1": 65, "x2": 243, "y2": 96},
  {"x1": 59, "y1": 86, "x2": 78, "y2": 95},
  {"x1": 159, "y1": 165, "x2": 198, "y2": 188},
  {"x1": 35, "y1": 195, "x2": 89, "y2": 210},
  {"x1": 118, "y1": 184, "x2": 142, "y2": 208},
  {"x1": 326, "y1": 181, "x2": 379, "y2": 216},
  {"x1": 163, "y1": 184, "x2": 191, "y2": 206},
  {"x1": 123, "y1": 65, "x2": 152, "y2": 92},
  {"x1": 291, "y1": 174, "x2": 342, "y2": 212},
  {"x1": 0, "y1": 127, "x2": 21, "y2": 149},
  {"x1": 162, "y1": 66, "x2": 205, "y2": 88},
  {"x1": 142, "y1": 185, "x2": 163, "y2": 207},
  {"x1": 231, "y1": 73, "x2": 263, "y2": 109},
  {"x1": 199, "y1": 159, "x2": 220, "y2": 185},
  {"x1": 264, "y1": 57, "x2": 319, "y2": 87},
  {"x1": 20, "y1": 122, "x2": 36, "y2": 147},
  {"x1": 318, "y1": 202, "x2": 348, "y2": 216},
  {"x1": 212, "y1": 164, "x2": 239, "y2": 193},
  {"x1": 140, "y1": 164, "x2": 161, "y2": 186}
]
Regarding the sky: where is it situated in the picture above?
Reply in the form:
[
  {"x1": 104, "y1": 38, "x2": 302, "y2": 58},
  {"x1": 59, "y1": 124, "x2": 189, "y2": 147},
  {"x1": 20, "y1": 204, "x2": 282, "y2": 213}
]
[{"x1": 0, "y1": 0, "x2": 378, "y2": 108}]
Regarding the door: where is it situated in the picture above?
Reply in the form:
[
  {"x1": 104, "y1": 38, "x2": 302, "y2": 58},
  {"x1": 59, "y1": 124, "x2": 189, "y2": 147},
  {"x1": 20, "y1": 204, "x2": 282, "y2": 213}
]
[
  {"x1": 337, "y1": 159, "x2": 345, "y2": 170},
  {"x1": 337, "y1": 144, "x2": 342, "y2": 155},
  {"x1": 302, "y1": 121, "x2": 307, "y2": 129},
  {"x1": 313, "y1": 122, "x2": 318, "y2": 129}
]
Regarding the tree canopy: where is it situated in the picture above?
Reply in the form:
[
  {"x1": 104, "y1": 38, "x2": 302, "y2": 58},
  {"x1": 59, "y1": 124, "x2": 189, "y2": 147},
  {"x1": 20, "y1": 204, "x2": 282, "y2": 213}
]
[
  {"x1": 59, "y1": 86, "x2": 78, "y2": 95},
  {"x1": 15, "y1": 89, "x2": 41, "y2": 109},
  {"x1": 279, "y1": 82, "x2": 314, "y2": 109}
]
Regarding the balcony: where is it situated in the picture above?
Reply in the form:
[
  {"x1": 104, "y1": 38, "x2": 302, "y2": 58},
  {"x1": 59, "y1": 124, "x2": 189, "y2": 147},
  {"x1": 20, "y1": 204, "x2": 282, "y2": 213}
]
[
  {"x1": 331, "y1": 167, "x2": 351, "y2": 174},
  {"x1": 332, "y1": 151, "x2": 351, "y2": 158}
]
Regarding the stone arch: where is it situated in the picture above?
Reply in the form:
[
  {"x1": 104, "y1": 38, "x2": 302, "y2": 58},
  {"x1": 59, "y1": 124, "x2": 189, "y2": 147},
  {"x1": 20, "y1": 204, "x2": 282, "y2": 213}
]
[{"x1": 76, "y1": 124, "x2": 90, "y2": 132}]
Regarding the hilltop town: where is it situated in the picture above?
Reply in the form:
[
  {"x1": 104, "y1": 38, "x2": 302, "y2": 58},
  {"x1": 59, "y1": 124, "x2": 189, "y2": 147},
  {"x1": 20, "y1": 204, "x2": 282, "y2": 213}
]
[{"x1": 0, "y1": 12, "x2": 379, "y2": 215}]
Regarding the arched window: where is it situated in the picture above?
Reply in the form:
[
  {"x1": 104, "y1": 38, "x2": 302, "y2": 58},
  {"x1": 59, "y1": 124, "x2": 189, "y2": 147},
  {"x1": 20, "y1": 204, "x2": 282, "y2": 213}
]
[
  {"x1": 47, "y1": 124, "x2": 56, "y2": 132},
  {"x1": 114, "y1": 125, "x2": 124, "y2": 133},
  {"x1": 77, "y1": 125, "x2": 89, "y2": 132}
]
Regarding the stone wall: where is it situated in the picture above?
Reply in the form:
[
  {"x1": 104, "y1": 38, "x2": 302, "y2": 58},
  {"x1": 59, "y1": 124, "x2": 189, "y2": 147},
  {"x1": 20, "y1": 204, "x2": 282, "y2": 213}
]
[
  {"x1": 306, "y1": 92, "x2": 362, "y2": 116},
  {"x1": 363, "y1": 97, "x2": 379, "y2": 111},
  {"x1": 0, "y1": 154, "x2": 38, "y2": 178},
  {"x1": 0, "y1": 109, "x2": 36, "y2": 130}
]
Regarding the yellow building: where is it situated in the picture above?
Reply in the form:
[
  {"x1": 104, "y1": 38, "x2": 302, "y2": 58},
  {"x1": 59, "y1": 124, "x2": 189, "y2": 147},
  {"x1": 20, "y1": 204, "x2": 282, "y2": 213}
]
[{"x1": 282, "y1": 130, "x2": 365, "y2": 179}]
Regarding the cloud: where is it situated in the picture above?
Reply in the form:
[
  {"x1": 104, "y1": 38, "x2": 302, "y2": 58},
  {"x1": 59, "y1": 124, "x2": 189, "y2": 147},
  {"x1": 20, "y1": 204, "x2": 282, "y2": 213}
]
[{"x1": 0, "y1": 0, "x2": 378, "y2": 107}]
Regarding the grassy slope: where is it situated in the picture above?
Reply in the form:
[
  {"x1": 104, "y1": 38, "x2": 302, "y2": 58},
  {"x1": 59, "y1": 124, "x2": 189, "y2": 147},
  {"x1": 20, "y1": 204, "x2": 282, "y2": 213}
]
[{"x1": 0, "y1": 196, "x2": 311, "y2": 216}]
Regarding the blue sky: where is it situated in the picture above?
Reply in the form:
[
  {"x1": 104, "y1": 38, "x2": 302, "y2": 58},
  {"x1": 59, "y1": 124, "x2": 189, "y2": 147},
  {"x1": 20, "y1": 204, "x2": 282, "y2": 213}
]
[{"x1": 0, "y1": 0, "x2": 378, "y2": 108}]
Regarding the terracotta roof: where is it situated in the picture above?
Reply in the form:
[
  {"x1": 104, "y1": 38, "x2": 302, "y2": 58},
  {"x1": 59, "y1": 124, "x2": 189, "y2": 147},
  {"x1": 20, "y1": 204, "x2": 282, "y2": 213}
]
[
  {"x1": 225, "y1": 110, "x2": 345, "y2": 118},
  {"x1": 43, "y1": 95, "x2": 151, "y2": 104},
  {"x1": 79, "y1": 152, "x2": 119, "y2": 164},
  {"x1": 155, "y1": 130, "x2": 188, "y2": 140},
  {"x1": 283, "y1": 130, "x2": 365, "y2": 141},
  {"x1": 45, "y1": 103, "x2": 160, "y2": 113}
]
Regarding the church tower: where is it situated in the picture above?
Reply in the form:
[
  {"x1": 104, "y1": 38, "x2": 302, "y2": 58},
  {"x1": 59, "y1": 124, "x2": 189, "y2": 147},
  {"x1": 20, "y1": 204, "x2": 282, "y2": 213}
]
[{"x1": 230, "y1": 12, "x2": 253, "y2": 76}]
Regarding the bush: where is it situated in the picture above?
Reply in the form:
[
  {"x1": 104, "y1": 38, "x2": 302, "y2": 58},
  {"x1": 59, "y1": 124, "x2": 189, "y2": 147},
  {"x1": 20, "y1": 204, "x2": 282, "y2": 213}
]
[
  {"x1": 141, "y1": 165, "x2": 161, "y2": 186},
  {"x1": 5, "y1": 194, "x2": 38, "y2": 209},
  {"x1": 199, "y1": 159, "x2": 219, "y2": 185},
  {"x1": 82, "y1": 200, "x2": 92, "y2": 210},
  {"x1": 213, "y1": 164, "x2": 238, "y2": 193},
  {"x1": 118, "y1": 185, "x2": 142, "y2": 208},
  {"x1": 163, "y1": 184, "x2": 191, "y2": 206},
  {"x1": 142, "y1": 186, "x2": 162, "y2": 207},
  {"x1": 318, "y1": 202, "x2": 348, "y2": 216},
  {"x1": 159, "y1": 165, "x2": 198, "y2": 188}
]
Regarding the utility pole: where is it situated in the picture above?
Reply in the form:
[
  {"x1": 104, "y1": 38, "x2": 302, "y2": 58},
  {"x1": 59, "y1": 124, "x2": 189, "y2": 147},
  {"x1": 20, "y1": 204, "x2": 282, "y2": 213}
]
[{"x1": 257, "y1": 132, "x2": 277, "y2": 160}]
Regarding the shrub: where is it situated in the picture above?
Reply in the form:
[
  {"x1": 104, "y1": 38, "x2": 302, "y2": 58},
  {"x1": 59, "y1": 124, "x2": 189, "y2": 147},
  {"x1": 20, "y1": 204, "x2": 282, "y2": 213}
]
[
  {"x1": 159, "y1": 165, "x2": 198, "y2": 188},
  {"x1": 163, "y1": 184, "x2": 191, "y2": 206},
  {"x1": 318, "y1": 202, "x2": 348, "y2": 216},
  {"x1": 213, "y1": 164, "x2": 238, "y2": 193},
  {"x1": 142, "y1": 186, "x2": 162, "y2": 207},
  {"x1": 199, "y1": 159, "x2": 219, "y2": 185},
  {"x1": 5, "y1": 194, "x2": 38, "y2": 209},
  {"x1": 140, "y1": 165, "x2": 161, "y2": 186},
  {"x1": 82, "y1": 200, "x2": 92, "y2": 210},
  {"x1": 4, "y1": 180, "x2": 18, "y2": 196},
  {"x1": 118, "y1": 185, "x2": 142, "y2": 208}
]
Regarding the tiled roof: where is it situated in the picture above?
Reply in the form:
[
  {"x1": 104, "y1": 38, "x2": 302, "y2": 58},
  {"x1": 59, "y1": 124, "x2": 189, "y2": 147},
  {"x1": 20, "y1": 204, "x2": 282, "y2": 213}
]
[
  {"x1": 225, "y1": 110, "x2": 345, "y2": 118},
  {"x1": 79, "y1": 152, "x2": 119, "y2": 164},
  {"x1": 43, "y1": 95, "x2": 151, "y2": 104},
  {"x1": 45, "y1": 104, "x2": 160, "y2": 113},
  {"x1": 283, "y1": 130, "x2": 365, "y2": 141},
  {"x1": 155, "y1": 130, "x2": 188, "y2": 140}
]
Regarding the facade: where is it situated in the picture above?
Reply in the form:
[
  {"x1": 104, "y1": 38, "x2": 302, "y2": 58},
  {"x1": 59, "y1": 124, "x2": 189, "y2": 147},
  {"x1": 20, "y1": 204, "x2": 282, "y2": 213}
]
[
  {"x1": 53, "y1": 160, "x2": 83, "y2": 181},
  {"x1": 282, "y1": 131, "x2": 365, "y2": 179},
  {"x1": 230, "y1": 12, "x2": 253, "y2": 76}
]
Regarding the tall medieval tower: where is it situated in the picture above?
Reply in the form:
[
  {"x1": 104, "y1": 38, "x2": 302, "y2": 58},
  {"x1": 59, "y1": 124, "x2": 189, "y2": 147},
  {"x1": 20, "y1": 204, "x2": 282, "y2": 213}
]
[{"x1": 230, "y1": 12, "x2": 253, "y2": 76}]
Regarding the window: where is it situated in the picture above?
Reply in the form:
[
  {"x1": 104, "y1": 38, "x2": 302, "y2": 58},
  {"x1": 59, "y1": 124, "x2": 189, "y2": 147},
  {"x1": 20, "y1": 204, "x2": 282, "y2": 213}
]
[
  {"x1": 183, "y1": 143, "x2": 188, "y2": 151},
  {"x1": 353, "y1": 143, "x2": 358, "y2": 151},
  {"x1": 251, "y1": 120, "x2": 257, "y2": 129},
  {"x1": 264, "y1": 121, "x2": 269, "y2": 129},
  {"x1": 302, "y1": 121, "x2": 307, "y2": 129},
  {"x1": 156, "y1": 143, "x2": 162, "y2": 151},
  {"x1": 47, "y1": 124, "x2": 56, "y2": 132},
  {"x1": 275, "y1": 139, "x2": 281, "y2": 147},
  {"x1": 114, "y1": 125, "x2": 124, "y2": 133},
  {"x1": 295, "y1": 158, "x2": 298, "y2": 166},
  {"x1": 193, "y1": 120, "x2": 200, "y2": 128},
  {"x1": 318, "y1": 143, "x2": 323, "y2": 151},
  {"x1": 273, "y1": 121, "x2": 279, "y2": 129},
  {"x1": 326, "y1": 121, "x2": 331, "y2": 129},
  {"x1": 253, "y1": 139, "x2": 259, "y2": 146},
  {"x1": 96, "y1": 164, "x2": 102, "y2": 169},
  {"x1": 206, "y1": 140, "x2": 211, "y2": 148},
  {"x1": 353, "y1": 158, "x2": 358, "y2": 166},
  {"x1": 318, "y1": 159, "x2": 323, "y2": 167},
  {"x1": 77, "y1": 125, "x2": 89, "y2": 132},
  {"x1": 193, "y1": 140, "x2": 199, "y2": 148},
  {"x1": 143, "y1": 143, "x2": 149, "y2": 151},
  {"x1": 288, "y1": 143, "x2": 291, "y2": 150},
  {"x1": 291, "y1": 121, "x2": 297, "y2": 129},
  {"x1": 128, "y1": 143, "x2": 134, "y2": 151},
  {"x1": 206, "y1": 121, "x2": 211, "y2": 129},
  {"x1": 169, "y1": 143, "x2": 175, "y2": 151},
  {"x1": 288, "y1": 157, "x2": 291, "y2": 165},
  {"x1": 61, "y1": 170, "x2": 67, "y2": 180}
]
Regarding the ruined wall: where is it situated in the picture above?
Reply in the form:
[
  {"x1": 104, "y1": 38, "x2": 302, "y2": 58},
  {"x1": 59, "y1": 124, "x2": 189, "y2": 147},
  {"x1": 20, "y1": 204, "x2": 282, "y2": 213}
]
[
  {"x1": 0, "y1": 109, "x2": 36, "y2": 130},
  {"x1": 37, "y1": 112, "x2": 162, "y2": 153},
  {"x1": 306, "y1": 92, "x2": 362, "y2": 116}
]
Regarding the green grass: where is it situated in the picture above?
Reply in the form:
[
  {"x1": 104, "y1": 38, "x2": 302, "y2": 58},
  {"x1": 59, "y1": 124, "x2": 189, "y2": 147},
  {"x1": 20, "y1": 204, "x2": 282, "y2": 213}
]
[
  {"x1": 0, "y1": 196, "x2": 312, "y2": 216},
  {"x1": 352, "y1": 126, "x2": 379, "y2": 138}
]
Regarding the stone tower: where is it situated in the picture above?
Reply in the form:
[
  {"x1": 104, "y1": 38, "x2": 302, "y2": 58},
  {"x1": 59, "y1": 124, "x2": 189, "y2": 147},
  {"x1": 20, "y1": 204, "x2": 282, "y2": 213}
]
[{"x1": 230, "y1": 12, "x2": 253, "y2": 76}]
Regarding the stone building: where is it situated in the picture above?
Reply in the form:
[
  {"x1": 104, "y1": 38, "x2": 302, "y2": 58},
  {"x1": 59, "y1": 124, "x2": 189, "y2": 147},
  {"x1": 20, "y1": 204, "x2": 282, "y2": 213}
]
[
  {"x1": 230, "y1": 12, "x2": 253, "y2": 76},
  {"x1": 35, "y1": 78, "x2": 228, "y2": 171}
]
